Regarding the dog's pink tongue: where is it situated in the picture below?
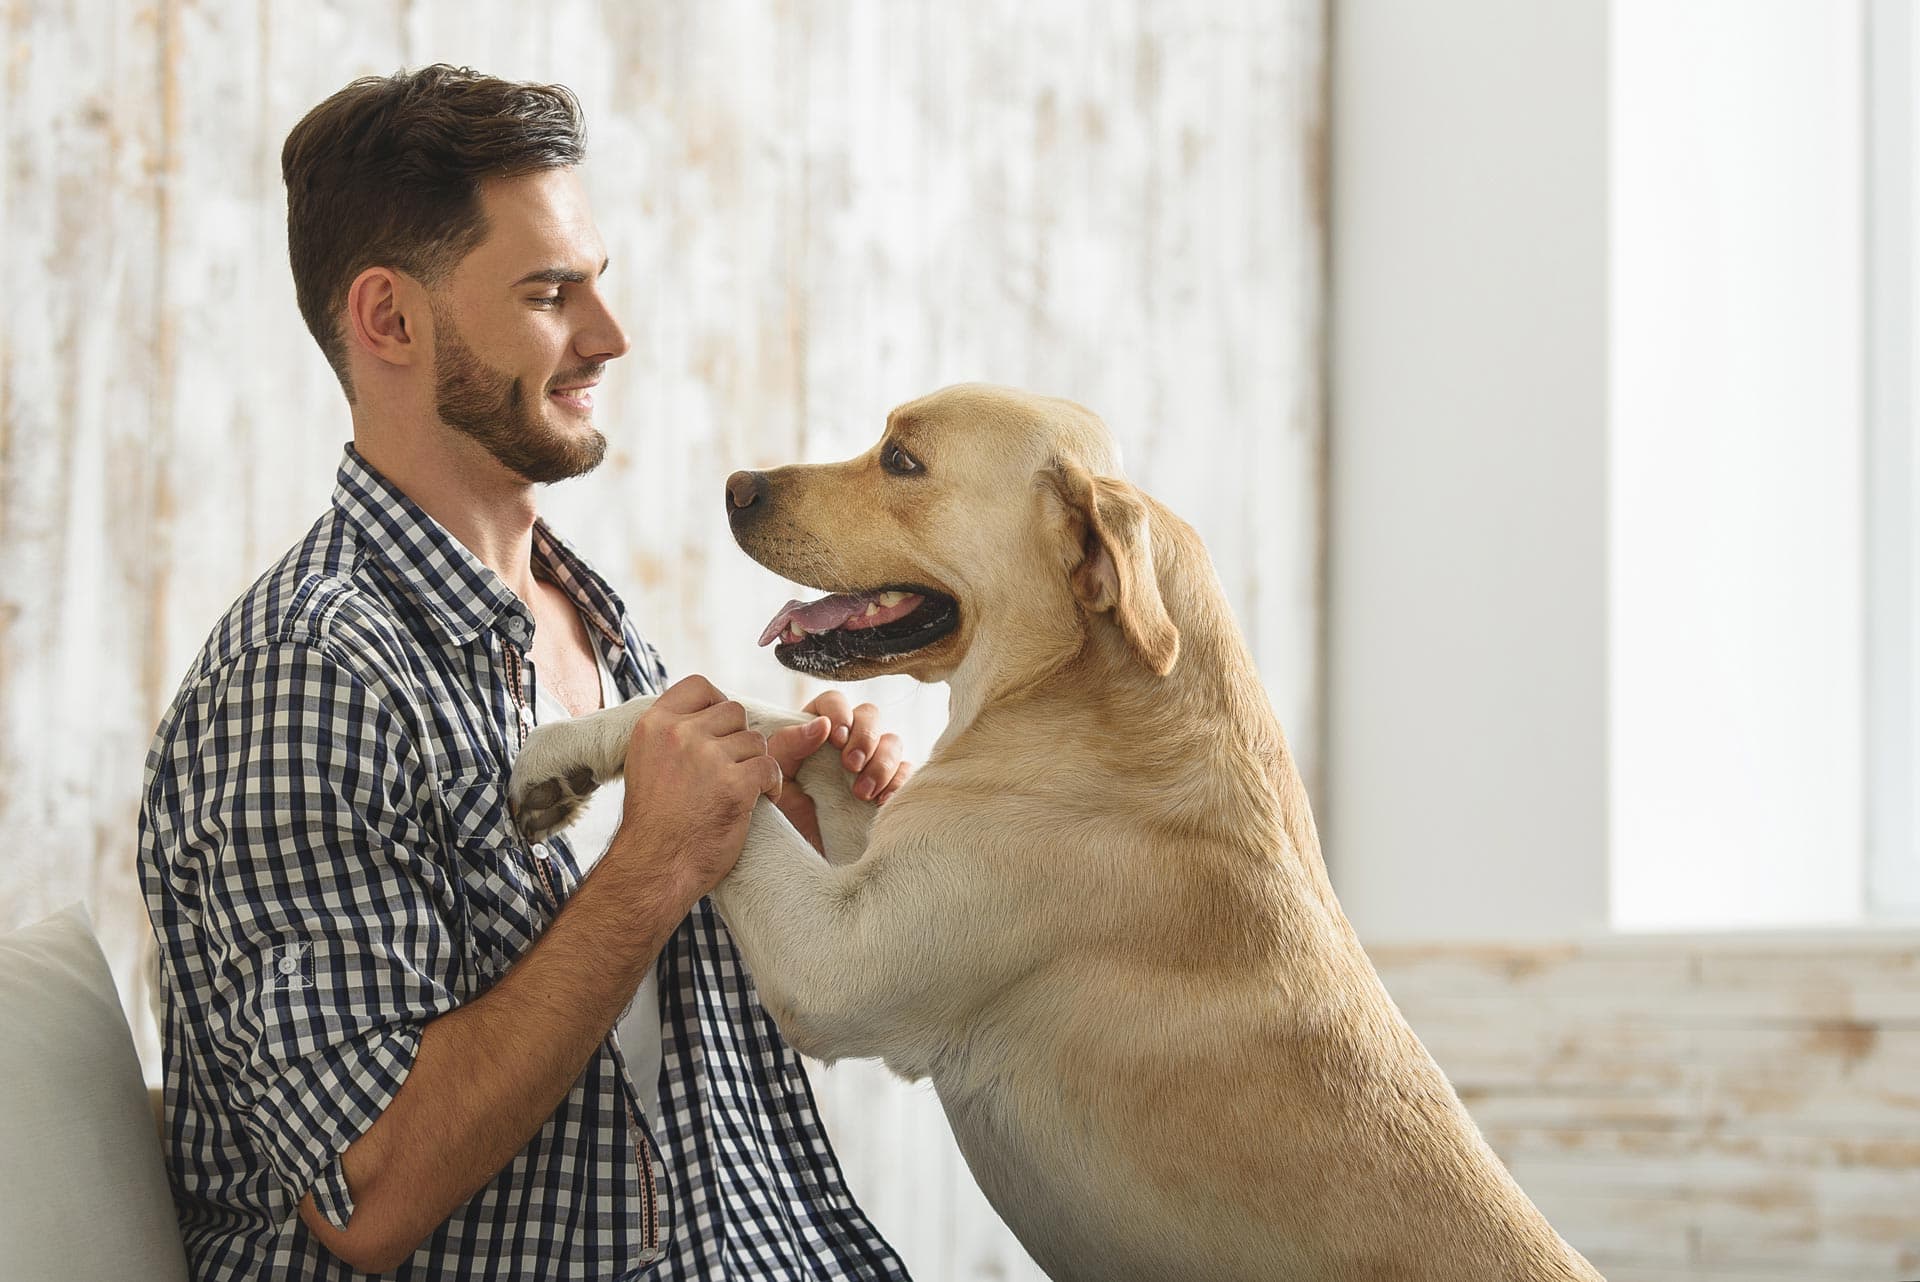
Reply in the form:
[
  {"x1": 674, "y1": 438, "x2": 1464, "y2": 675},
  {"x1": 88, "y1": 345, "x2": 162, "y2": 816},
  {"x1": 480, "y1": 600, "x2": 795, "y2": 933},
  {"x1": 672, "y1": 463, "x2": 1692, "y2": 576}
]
[{"x1": 757, "y1": 594, "x2": 866, "y2": 647}]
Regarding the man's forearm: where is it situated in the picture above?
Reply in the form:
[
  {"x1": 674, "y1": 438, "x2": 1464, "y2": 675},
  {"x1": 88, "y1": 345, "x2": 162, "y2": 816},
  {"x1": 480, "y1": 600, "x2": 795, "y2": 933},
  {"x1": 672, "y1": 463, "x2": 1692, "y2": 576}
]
[{"x1": 298, "y1": 837, "x2": 687, "y2": 1272}]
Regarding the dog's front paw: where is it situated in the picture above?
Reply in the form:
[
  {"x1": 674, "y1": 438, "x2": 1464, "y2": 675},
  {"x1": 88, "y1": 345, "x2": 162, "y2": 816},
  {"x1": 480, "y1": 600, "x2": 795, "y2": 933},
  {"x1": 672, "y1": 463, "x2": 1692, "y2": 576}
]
[{"x1": 509, "y1": 724, "x2": 608, "y2": 843}]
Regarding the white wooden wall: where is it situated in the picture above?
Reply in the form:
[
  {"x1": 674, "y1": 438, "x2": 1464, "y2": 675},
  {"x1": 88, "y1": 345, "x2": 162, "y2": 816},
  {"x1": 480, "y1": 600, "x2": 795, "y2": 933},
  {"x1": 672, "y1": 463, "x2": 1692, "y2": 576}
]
[
  {"x1": 1375, "y1": 935, "x2": 1920, "y2": 1282},
  {"x1": 0, "y1": 3, "x2": 1327, "y2": 1278}
]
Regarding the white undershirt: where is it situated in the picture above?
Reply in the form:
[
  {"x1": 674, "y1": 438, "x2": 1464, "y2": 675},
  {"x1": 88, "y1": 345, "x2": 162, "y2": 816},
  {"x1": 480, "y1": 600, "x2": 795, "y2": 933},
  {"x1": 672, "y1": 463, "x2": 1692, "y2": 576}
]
[{"x1": 528, "y1": 621, "x2": 663, "y2": 1130}]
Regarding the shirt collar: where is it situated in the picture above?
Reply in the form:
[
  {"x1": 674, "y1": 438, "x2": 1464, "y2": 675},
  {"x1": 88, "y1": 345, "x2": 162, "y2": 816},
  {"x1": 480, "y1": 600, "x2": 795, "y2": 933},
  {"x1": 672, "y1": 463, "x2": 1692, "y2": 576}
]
[
  {"x1": 530, "y1": 520, "x2": 629, "y2": 654},
  {"x1": 331, "y1": 443, "x2": 626, "y2": 654}
]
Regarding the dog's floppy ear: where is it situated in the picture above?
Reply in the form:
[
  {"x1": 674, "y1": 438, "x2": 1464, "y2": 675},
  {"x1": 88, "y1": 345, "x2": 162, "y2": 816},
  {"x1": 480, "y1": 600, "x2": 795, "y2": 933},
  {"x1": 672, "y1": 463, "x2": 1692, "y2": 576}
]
[{"x1": 1047, "y1": 462, "x2": 1180, "y2": 675}]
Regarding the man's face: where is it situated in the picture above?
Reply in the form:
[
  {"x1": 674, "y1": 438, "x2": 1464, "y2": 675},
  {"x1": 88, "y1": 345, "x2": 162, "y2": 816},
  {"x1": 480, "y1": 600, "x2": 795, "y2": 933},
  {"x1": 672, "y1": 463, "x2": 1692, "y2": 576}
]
[{"x1": 428, "y1": 168, "x2": 628, "y2": 484}]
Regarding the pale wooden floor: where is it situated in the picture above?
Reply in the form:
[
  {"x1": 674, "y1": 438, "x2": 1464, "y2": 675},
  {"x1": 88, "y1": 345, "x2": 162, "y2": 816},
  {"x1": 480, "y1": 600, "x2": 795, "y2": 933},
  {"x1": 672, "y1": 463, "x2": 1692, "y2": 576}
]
[{"x1": 1390, "y1": 936, "x2": 1918, "y2": 1282}]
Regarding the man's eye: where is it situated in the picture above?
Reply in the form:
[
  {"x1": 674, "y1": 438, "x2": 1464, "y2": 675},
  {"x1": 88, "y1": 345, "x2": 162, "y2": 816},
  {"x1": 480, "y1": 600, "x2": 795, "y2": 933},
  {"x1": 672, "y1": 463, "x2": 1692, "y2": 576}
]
[
  {"x1": 883, "y1": 443, "x2": 922, "y2": 475},
  {"x1": 531, "y1": 293, "x2": 562, "y2": 308}
]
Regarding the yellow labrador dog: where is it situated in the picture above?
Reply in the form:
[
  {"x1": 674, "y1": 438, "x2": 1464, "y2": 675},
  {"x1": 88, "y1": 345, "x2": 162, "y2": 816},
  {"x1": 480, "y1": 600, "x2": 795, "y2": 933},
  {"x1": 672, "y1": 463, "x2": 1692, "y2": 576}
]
[{"x1": 509, "y1": 385, "x2": 1603, "y2": 1281}]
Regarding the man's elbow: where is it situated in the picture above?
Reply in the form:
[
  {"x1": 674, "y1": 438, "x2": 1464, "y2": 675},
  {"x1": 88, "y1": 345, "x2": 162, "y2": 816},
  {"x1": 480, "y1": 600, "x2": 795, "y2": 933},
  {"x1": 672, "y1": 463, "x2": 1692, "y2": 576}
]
[
  {"x1": 336, "y1": 1240, "x2": 416, "y2": 1276},
  {"x1": 298, "y1": 1189, "x2": 420, "y2": 1275},
  {"x1": 338, "y1": 1233, "x2": 419, "y2": 1277}
]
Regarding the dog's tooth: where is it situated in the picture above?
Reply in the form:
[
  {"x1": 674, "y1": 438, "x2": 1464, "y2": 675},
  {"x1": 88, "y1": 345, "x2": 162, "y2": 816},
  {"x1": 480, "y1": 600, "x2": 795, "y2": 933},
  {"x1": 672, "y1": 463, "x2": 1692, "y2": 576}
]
[
  {"x1": 790, "y1": 623, "x2": 808, "y2": 639},
  {"x1": 878, "y1": 591, "x2": 905, "y2": 607},
  {"x1": 864, "y1": 603, "x2": 880, "y2": 617}
]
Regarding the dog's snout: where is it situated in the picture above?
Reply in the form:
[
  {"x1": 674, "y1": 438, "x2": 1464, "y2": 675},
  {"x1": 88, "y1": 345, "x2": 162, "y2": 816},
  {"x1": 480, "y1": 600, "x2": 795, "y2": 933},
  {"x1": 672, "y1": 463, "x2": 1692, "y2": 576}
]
[{"x1": 726, "y1": 470, "x2": 768, "y2": 519}]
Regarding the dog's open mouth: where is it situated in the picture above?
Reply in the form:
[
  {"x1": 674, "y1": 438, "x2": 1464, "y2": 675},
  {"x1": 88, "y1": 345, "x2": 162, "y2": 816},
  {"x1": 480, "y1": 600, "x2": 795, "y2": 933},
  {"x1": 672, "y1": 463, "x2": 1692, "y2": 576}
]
[{"x1": 757, "y1": 586, "x2": 960, "y2": 674}]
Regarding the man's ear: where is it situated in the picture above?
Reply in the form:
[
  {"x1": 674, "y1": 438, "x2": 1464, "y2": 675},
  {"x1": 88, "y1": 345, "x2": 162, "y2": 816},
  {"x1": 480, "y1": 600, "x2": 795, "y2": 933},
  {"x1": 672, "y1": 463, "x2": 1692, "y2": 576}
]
[
  {"x1": 1047, "y1": 462, "x2": 1180, "y2": 675},
  {"x1": 344, "y1": 266, "x2": 421, "y2": 370}
]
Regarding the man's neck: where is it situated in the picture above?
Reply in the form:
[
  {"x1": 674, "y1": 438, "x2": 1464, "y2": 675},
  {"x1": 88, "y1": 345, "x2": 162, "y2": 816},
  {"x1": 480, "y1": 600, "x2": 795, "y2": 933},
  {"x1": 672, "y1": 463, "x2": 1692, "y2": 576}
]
[{"x1": 353, "y1": 419, "x2": 543, "y2": 602}]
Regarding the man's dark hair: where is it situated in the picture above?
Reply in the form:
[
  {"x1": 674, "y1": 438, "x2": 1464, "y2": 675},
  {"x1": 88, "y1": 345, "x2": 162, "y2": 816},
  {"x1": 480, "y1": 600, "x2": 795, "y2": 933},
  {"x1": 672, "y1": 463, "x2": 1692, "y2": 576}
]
[{"x1": 281, "y1": 64, "x2": 585, "y2": 399}]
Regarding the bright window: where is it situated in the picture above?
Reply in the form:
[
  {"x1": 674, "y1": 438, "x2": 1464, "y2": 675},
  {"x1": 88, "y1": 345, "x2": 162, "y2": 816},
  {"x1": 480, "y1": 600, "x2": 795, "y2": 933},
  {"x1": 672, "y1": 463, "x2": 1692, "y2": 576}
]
[
  {"x1": 1609, "y1": 0, "x2": 1866, "y2": 930},
  {"x1": 1867, "y1": 0, "x2": 1920, "y2": 919}
]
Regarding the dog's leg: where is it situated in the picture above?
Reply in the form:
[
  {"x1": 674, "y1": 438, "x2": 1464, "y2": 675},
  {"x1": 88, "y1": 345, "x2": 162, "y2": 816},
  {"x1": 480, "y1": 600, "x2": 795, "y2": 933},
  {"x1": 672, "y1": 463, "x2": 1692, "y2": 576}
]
[
  {"x1": 711, "y1": 805, "x2": 893, "y2": 1062},
  {"x1": 509, "y1": 693, "x2": 881, "y2": 866},
  {"x1": 710, "y1": 798, "x2": 1022, "y2": 1073}
]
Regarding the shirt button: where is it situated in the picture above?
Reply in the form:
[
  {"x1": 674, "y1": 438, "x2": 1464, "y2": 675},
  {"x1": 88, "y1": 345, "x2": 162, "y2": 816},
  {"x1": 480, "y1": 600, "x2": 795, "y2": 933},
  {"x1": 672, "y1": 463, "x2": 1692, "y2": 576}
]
[
  {"x1": 504, "y1": 614, "x2": 530, "y2": 644},
  {"x1": 277, "y1": 954, "x2": 301, "y2": 976}
]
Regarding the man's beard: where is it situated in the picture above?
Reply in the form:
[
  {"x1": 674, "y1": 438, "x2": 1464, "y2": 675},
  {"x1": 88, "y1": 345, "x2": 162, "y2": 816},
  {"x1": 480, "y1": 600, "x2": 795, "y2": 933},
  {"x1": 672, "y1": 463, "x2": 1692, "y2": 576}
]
[{"x1": 431, "y1": 305, "x2": 607, "y2": 484}]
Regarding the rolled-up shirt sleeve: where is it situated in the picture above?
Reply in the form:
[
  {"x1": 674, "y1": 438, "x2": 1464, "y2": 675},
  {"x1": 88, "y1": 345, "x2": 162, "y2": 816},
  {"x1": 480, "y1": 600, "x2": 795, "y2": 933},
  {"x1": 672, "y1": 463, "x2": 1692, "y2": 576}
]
[{"x1": 149, "y1": 640, "x2": 463, "y2": 1231}]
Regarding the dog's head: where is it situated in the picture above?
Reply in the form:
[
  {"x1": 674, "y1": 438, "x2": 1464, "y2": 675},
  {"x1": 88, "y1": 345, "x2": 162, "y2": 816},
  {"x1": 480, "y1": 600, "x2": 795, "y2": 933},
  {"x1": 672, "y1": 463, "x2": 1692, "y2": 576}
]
[{"x1": 727, "y1": 383, "x2": 1180, "y2": 690}]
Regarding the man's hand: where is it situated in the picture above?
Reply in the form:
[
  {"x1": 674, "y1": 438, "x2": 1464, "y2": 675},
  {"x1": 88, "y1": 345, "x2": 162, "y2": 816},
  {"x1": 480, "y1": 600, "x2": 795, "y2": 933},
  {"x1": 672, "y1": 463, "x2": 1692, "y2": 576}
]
[
  {"x1": 765, "y1": 692, "x2": 914, "y2": 853},
  {"x1": 603, "y1": 675, "x2": 783, "y2": 913}
]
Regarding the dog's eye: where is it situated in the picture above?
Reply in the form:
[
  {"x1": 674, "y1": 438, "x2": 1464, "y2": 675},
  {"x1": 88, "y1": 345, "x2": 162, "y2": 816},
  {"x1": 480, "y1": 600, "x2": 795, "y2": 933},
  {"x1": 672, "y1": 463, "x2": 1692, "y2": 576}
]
[{"x1": 882, "y1": 442, "x2": 923, "y2": 476}]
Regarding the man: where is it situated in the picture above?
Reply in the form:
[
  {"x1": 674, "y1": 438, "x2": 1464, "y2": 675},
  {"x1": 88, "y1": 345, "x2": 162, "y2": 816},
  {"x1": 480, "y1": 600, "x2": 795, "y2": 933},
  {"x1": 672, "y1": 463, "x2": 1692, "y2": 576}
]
[{"x1": 138, "y1": 65, "x2": 913, "y2": 1280}]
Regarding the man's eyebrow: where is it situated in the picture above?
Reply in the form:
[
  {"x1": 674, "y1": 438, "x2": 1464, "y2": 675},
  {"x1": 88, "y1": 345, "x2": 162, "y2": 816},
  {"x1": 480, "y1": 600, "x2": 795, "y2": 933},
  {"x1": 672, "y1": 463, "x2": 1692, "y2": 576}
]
[{"x1": 511, "y1": 258, "x2": 611, "y2": 288}]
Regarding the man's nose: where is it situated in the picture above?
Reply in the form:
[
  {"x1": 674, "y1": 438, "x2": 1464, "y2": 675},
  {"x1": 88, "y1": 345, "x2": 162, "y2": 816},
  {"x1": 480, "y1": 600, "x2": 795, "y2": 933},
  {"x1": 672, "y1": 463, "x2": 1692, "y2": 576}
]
[
  {"x1": 578, "y1": 292, "x2": 630, "y2": 363},
  {"x1": 726, "y1": 470, "x2": 768, "y2": 521}
]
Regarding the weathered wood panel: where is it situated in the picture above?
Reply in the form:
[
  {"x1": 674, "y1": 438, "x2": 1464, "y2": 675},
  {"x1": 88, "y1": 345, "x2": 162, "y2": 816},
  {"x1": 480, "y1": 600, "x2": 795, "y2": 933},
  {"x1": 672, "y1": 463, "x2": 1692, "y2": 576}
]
[
  {"x1": 1373, "y1": 935, "x2": 1920, "y2": 1282},
  {"x1": 0, "y1": 4, "x2": 1326, "y2": 1278}
]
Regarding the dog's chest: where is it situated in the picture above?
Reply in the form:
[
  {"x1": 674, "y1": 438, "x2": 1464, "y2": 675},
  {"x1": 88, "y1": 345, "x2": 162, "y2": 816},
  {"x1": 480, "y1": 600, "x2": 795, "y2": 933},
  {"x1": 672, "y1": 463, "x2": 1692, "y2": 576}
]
[{"x1": 937, "y1": 1082, "x2": 1190, "y2": 1282}]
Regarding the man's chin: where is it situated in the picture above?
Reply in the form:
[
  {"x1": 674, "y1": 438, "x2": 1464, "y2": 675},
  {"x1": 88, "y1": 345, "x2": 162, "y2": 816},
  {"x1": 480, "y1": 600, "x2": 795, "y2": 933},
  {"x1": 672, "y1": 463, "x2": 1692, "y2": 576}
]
[{"x1": 499, "y1": 427, "x2": 607, "y2": 485}]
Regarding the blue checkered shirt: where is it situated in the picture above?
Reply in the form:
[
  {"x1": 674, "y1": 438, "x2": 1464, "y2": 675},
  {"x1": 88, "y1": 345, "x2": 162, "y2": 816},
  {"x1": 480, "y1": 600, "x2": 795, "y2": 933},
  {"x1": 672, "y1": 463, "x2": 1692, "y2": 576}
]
[{"x1": 138, "y1": 444, "x2": 909, "y2": 1280}]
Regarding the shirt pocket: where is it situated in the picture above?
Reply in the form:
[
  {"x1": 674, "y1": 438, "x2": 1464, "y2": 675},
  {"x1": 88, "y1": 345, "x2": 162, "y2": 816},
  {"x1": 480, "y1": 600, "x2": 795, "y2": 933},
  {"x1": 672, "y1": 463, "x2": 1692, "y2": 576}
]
[{"x1": 434, "y1": 773, "x2": 559, "y2": 985}]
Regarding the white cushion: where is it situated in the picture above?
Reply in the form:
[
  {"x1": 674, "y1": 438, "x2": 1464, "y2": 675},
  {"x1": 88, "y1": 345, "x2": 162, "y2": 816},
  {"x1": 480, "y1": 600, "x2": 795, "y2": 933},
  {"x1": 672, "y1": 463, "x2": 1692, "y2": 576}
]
[{"x1": 0, "y1": 904, "x2": 188, "y2": 1280}]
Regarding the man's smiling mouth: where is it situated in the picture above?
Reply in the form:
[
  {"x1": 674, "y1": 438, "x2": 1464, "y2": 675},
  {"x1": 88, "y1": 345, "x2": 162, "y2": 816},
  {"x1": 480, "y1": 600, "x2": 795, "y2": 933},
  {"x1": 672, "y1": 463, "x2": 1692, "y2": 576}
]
[{"x1": 547, "y1": 363, "x2": 605, "y2": 415}]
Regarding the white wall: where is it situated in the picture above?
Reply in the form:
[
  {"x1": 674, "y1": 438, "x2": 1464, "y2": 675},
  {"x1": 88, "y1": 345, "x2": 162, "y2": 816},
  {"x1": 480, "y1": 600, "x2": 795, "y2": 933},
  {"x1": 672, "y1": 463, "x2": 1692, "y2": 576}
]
[
  {"x1": 0, "y1": 5, "x2": 1325, "y2": 1280},
  {"x1": 1327, "y1": 0, "x2": 1611, "y2": 942}
]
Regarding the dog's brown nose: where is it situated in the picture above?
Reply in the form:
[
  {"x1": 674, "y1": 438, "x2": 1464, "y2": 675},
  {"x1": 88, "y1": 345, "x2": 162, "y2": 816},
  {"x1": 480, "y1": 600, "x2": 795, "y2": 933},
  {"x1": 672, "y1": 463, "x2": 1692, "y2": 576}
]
[{"x1": 726, "y1": 470, "x2": 768, "y2": 516}]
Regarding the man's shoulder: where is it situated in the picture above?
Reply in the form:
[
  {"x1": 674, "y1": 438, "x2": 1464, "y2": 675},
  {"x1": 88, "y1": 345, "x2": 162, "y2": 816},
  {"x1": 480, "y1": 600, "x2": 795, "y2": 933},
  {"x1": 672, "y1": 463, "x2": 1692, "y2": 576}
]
[
  {"x1": 139, "y1": 505, "x2": 444, "y2": 824},
  {"x1": 179, "y1": 507, "x2": 414, "y2": 695}
]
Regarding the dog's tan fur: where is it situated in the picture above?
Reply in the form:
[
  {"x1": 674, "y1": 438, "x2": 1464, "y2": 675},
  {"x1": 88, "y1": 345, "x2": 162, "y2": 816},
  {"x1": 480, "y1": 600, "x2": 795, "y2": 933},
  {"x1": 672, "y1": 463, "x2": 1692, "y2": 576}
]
[{"x1": 511, "y1": 385, "x2": 1603, "y2": 1280}]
